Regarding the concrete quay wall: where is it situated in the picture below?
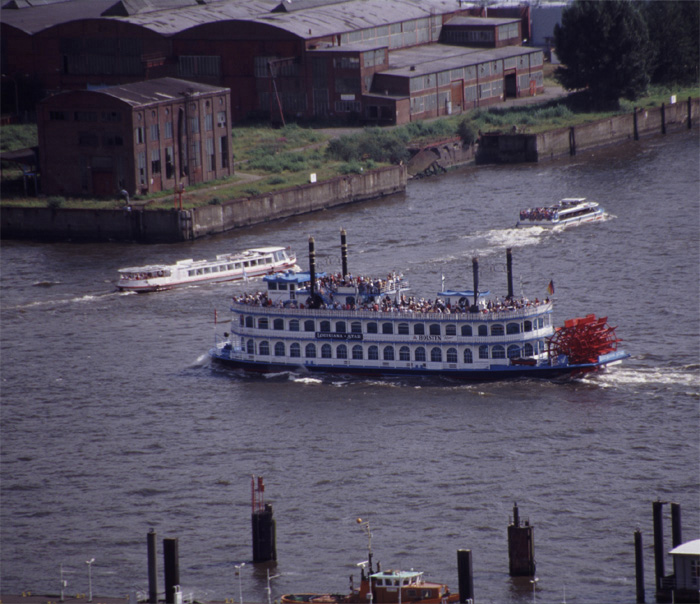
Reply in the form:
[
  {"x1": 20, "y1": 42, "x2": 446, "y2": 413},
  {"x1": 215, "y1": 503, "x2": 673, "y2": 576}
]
[{"x1": 1, "y1": 165, "x2": 407, "y2": 243}]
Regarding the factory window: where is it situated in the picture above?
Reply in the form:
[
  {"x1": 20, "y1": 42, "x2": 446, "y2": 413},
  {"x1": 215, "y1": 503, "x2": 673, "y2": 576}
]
[
  {"x1": 151, "y1": 149, "x2": 161, "y2": 175},
  {"x1": 150, "y1": 124, "x2": 159, "y2": 141},
  {"x1": 178, "y1": 55, "x2": 221, "y2": 77},
  {"x1": 101, "y1": 111, "x2": 121, "y2": 122},
  {"x1": 137, "y1": 152, "x2": 146, "y2": 185},
  {"x1": 165, "y1": 147, "x2": 174, "y2": 179},
  {"x1": 206, "y1": 138, "x2": 215, "y2": 171},
  {"x1": 335, "y1": 100, "x2": 361, "y2": 113},
  {"x1": 74, "y1": 111, "x2": 97, "y2": 122},
  {"x1": 135, "y1": 127, "x2": 145, "y2": 144},
  {"x1": 49, "y1": 111, "x2": 68, "y2": 121},
  {"x1": 205, "y1": 113, "x2": 213, "y2": 132}
]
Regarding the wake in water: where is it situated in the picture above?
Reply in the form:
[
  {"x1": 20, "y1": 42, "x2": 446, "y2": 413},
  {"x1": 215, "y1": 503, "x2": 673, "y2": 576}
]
[
  {"x1": 586, "y1": 365, "x2": 700, "y2": 389},
  {"x1": 4, "y1": 289, "x2": 134, "y2": 311}
]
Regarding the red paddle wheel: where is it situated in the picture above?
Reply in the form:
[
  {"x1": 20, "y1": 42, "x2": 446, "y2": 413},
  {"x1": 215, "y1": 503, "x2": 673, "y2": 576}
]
[{"x1": 547, "y1": 314, "x2": 622, "y2": 365}]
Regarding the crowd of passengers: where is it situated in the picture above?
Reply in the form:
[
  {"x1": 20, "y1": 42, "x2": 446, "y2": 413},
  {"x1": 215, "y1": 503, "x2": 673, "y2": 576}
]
[
  {"x1": 232, "y1": 272, "x2": 550, "y2": 314},
  {"x1": 520, "y1": 207, "x2": 557, "y2": 221}
]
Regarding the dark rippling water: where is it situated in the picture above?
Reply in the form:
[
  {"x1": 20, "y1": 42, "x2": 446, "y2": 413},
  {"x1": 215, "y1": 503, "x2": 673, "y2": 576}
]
[{"x1": 2, "y1": 132, "x2": 698, "y2": 604}]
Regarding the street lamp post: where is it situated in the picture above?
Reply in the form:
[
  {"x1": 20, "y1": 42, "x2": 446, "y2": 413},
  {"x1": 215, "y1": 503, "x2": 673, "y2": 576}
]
[
  {"x1": 266, "y1": 568, "x2": 280, "y2": 604},
  {"x1": 86, "y1": 558, "x2": 95, "y2": 603},
  {"x1": 530, "y1": 577, "x2": 539, "y2": 604},
  {"x1": 235, "y1": 563, "x2": 245, "y2": 604}
]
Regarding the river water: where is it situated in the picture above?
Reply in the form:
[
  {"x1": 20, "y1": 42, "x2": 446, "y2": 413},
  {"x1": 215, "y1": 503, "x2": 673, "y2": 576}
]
[{"x1": 1, "y1": 131, "x2": 698, "y2": 604}]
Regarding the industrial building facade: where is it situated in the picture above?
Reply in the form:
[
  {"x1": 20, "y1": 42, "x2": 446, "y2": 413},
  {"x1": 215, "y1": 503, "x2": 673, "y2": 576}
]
[
  {"x1": 37, "y1": 78, "x2": 232, "y2": 197},
  {"x1": 2, "y1": 0, "x2": 542, "y2": 126}
]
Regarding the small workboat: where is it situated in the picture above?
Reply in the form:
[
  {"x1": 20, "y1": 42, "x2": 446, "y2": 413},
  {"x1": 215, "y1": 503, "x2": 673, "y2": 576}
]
[
  {"x1": 117, "y1": 246, "x2": 297, "y2": 292},
  {"x1": 517, "y1": 197, "x2": 605, "y2": 227},
  {"x1": 280, "y1": 521, "x2": 460, "y2": 604}
]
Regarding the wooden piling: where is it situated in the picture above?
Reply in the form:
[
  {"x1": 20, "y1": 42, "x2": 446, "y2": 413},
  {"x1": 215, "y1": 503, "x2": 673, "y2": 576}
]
[
  {"x1": 508, "y1": 502, "x2": 535, "y2": 577},
  {"x1": 652, "y1": 501, "x2": 665, "y2": 589},
  {"x1": 457, "y1": 549, "x2": 474, "y2": 603},
  {"x1": 635, "y1": 529, "x2": 645, "y2": 603},
  {"x1": 163, "y1": 537, "x2": 180, "y2": 604},
  {"x1": 147, "y1": 529, "x2": 158, "y2": 604}
]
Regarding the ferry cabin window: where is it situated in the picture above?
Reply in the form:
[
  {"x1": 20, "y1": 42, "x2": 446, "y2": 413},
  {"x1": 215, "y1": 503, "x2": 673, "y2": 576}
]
[
  {"x1": 235, "y1": 263, "x2": 242, "y2": 270},
  {"x1": 508, "y1": 345, "x2": 521, "y2": 358},
  {"x1": 446, "y1": 348, "x2": 458, "y2": 363},
  {"x1": 367, "y1": 322, "x2": 378, "y2": 334},
  {"x1": 414, "y1": 324, "x2": 425, "y2": 335},
  {"x1": 492, "y1": 345, "x2": 506, "y2": 359},
  {"x1": 368, "y1": 346, "x2": 379, "y2": 360},
  {"x1": 290, "y1": 319, "x2": 300, "y2": 332},
  {"x1": 383, "y1": 346, "x2": 394, "y2": 361},
  {"x1": 382, "y1": 322, "x2": 393, "y2": 335},
  {"x1": 429, "y1": 324, "x2": 440, "y2": 336},
  {"x1": 524, "y1": 320, "x2": 533, "y2": 332},
  {"x1": 290, "y1": 343, "x2": 301, "y2": 357},
  {"x1": 352, "y1": 345, "x2": 363, "y2": 360},
  {"x1": 336, "y1": 321, "x2": 347, "y2": 333},
  {"x1": 478, "y1": 325, "x2": 488, "y2": 337},
  {"x1": 461, "y1": 325, "x2": 472, "y2": 336},
  {"x1": 507, "y1": 322, "x2": 520, "y2": 335},
  {"x1": 464, "y1": 349, "x2": 473, "y2": 363},
  {"x1": 479, "y1": 345, "x2": 489, "y2": 359},
  {"x1": 227, "y1": 264, "x2": 234, "y2": 270},
  {"x1": 258, "y1": 318, "x2": 268, "y2": 329},
  {"x1": 524, "y1": 343, "x2": 534, "y2": 357},
  {"x1": 273, "y1": 318, "x2": 284, "y2": 330},
  {"x1": 431, "y1": 347, "x2": 442, "y2": 362},
  {"x1": 320, "y1": 320, "x2": 331, "y2": 332},
  {"x1": 278, "y1": 283, "x2": 288, "y2": 290},
  {"x1": 399, "y1": 346, "x2": 410, "y2": 361},
  {"x1": 274, "y1": 342, "x2": 285, "y2": 356},
  {"x1": 247, "y1": 340, "x2": 255, "y2": 354},
  {"x1": 305, "y1": 344, "x2": 316, "y2": 358},
  {"x1": 259, "y1": 341, "x2": 270, "y2": 355},
  {"x1": 538, "y1": 317, "x2": 545, "y2": 328},
  {"x1": 188, "y1": 270, "x2": 195, "y2": 276},
  {"x1": 491, "y1": 324, "x2": 504, "y2": 336},
  {"x1": 239, "y1": 316, "x2": 245, "y2": 326},
  {"x1": 268, "y1": 282, "x2": 278, "y2": 290},
  {"x1": 351, "y1": 321, "x2": 362, "y2": 334},
  {"x1": 304, "y1": 320, "x2": 315, "y2": 332},
  {"x1": 322, "y1": 344, "x2": 332, "y2": 358},
  {"x1": 415, "y1": 347, "x2": 426, "y2": 362},
  {"x1": 337, "y1": 344, "x2": 347, "y2": 359},
  {"x1": 245, "y1": 316, "x2": 254, "y2": 328},
  {"x1": 398, "y1": 323, "x2": 409, "y2": 335},
  {"x1": 445, "y1": 324, "x2": 456, "y2": 336}
]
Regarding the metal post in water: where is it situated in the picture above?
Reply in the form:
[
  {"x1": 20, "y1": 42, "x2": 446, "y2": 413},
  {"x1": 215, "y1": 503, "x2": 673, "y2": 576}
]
[
  {"x1": 163, "y1": 537, "x2": 180, "y2": 604},
  {"x1": 652, "y1": 500, "x2": 665, "y2": 589},
  {"x1": 471, "y1": 257, "x2": 479, "y2": 310},
  {"x1": 506, "y1": 248, "x2": 514, "y2": 299},
  {"x1": 635, "y1": 529, "x2": 645, "y2": 603},
  {"x1": 671, "y1": 502, "x2": 682, "y2": 548},
  {"x1": 147, "y1": 529, "x2": 158, "y2": 604},
  {"x1": 508, "y1": 502, "x2": 535, "y2": 577},
  {"x1": 252, "y1": 475, "x2": 277, "y2": 562},
  {"x1": 308, "y1": 236, "x2": 316, "y2": 299},
  {"x1": 340, "y1": 229, "x2": 348, "y2": 278},
  {"x1": 457, "y1": 549, "x2": 474, "y2": 603}
]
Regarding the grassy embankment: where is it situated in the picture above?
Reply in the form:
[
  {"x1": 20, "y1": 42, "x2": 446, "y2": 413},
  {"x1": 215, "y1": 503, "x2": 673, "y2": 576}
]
[{"x1": 1, "y1": 80, "x2": 697, "y2": 211}]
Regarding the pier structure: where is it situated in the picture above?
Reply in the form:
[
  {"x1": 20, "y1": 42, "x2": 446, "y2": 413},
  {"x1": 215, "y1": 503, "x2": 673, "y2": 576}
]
[{"x1": 251, "y1": 475, "x2": 277, "y2": 563}]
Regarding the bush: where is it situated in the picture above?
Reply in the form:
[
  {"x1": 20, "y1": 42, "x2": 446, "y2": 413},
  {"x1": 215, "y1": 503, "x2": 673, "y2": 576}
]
[
  {"x1": 243, "y1": 187, "x2": 261, "y2": 197},
  {"x1": 47, "y1": 196, "x2": 64, "y2": 208},
  {"x1": 457, "y1": 118, "x2": 478, "y2": 144},
  {"x1": 208, "y1": 197, "x2": 222, "y2": 205},
  {"x1": 267, "y1": 176, "x2": 287, "y2": 185},
  {"x1": 326, "y1": 129, "x2": 410, "y2": 165}
]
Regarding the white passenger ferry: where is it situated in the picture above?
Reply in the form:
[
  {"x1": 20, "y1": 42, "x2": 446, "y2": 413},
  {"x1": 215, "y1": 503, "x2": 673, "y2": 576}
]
[
  {"x1": 517, "y1": 198, "x2": 605, "y2": 227},
  {"x1": 117, "y1": 246, "x2": 297, "y2": 292},
  {"x1": 209, "y1": 233, "x2": 628, "y2": 381}
]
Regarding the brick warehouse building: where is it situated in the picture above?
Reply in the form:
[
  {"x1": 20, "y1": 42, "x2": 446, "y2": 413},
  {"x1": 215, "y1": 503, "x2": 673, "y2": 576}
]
[
  {"x1": 37, "y1": 78, "x2": 232, "y2": 197},
  {"x1": 2, "y1": 0, "x2": 540, "y2": 126}
]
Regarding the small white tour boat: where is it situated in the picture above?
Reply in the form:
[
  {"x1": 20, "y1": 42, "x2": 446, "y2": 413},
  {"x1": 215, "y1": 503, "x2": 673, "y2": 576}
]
[
  {"x1": 117, "y1": 246, "x2": 297, "y2": 292},
  {"x1": 517, "y1": 198, "x2": 605, "y2": 227}
]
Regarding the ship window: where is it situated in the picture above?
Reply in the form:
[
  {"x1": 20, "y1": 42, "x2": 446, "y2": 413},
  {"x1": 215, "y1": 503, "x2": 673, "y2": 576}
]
[
  {"x1": 383, "y1": 346, "x2": 395, "y2": 361},
  {"x1": 464, "y1": 349, "x2": 473, "y2": 363},
  {"x1": 446, "y1": 348, "x2": 457, "y2": 363},
  {"x1": 430, "y1": 347, "x2": 442, "y2": 362},
  {"x1": 491, "y1": 324, "x2": 504, "y2": 336},
  {"x1": 461, "y1": 325, "x2": 472, "y2": 336},
  {"x1": 274, "y1": 342, "x2": 285, "y2": 356},
  {"x1": 445, "y1": 324, "x2": 456, "y2": 336},
  {"x1": 538, "y1": 317, "x2": 545, "y2": 328},
  {"x1": 414, "y1": 323, "x2": 425, "y2": 335},
  {"x1": 492, "y1": 345, "x2": 506, "y2": 359},
  {"x1": 320, "y1": 320, "x2": 331, "y2": 332},
  {"x1": 188, "y1": 270, "x2": 195, "y2": 276},
  {"x1": 304, "y1": 320, "x2": 315, "y2": 332},
  {"x1": 305, "y1": 343, "x2": 317, "y2": 358},
  {"x1": 367, "y1": 322, "x2": 378, "y2": 334},
  {"x1": 478, "y1": 325, "x2": 488, "y2": 336},
  {"x1": 290, "y1": 343, "x2": 301, "y2": 357},
  {"x1": 479, "y1": 345, "x2": 489, "y2": 359},
  {"x1": 382, "y1": 322, "x2": 393, "y2": 334},
  {"x1": 289, "y1": 319, "x2": 299, "y2": 331},
  {"x1": 407, "y1": 591, "x2": 417, "y2": 598},
  {"x1": 235, "y1": 263, "x2": 241, "y2": 269},
  {"x1": 278, "y1": 283, "x2": 288, "y2": 290},
  {"x1": 273, "y1": 318, "x2": 284, "y2": 330},
  {"x1": 368, "y1": 345, "x2": 379, "y2": 360},
  {"x1": 321, "y1": 344, "x2": 332, "y2": 358},
  {"x1": 352, "y1": 345, "x2": 363, "y2": 360},
  {"x1": 524, "y1": 320, "x2": 532, "y2": 332},
  {"x1": 351, "y1": 321, "x2": 362, "y2": 334},
  {"x1": 336, "y1": 321, "x2": 347, "y2": 333},
  {"x1": 258, "y1": 317, "x2": 268, "y2": 329},
  {"x1": 508, "y1": 345, "x2": 521, "y2": 358},
  {"x1": 245, "y1": 316, "x2": 254, "y2": 328},
  {"x1": 399, "y1": 346, "x2": 410, "y2": 361},
  {"x1": 524, "y1": 343, "x2": 534, "y2": 357},
  {"x1": 415, "y1": 347, "x2": 426, "y2": 362},
  {"x1": 337, "y1": 344, "x2": 347, "y2": 359},
  {"x1": 507, "y1": 322, "x2": 520, "y2": 335},
  {"x1": 398, "y1": 323, "x2": 409, "y2": 335},
  {"x1": 247, "y1": 340, "x2": 254, "y2": 354},
  {"x1": 259, "y1": 341, "x2": 270, "y2": 355},
  {"x1": 227, "y1": 264, "x2": 234, "y2": 270},
  {"x1": 422, "y1": 591, "x2": 432, "y2": 599},
  {"x1": 429, "y1": 323, "x2": 441, "y2": 336}
]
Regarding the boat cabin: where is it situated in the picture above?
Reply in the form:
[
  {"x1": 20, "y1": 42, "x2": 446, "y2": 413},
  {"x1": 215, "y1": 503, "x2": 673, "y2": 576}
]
[
  {"x1": 370, "y1": 570, "x2": 450, "y2": 604},
  {"x1": 264, "y1": 271, "x2": 321, "y2": 304}
]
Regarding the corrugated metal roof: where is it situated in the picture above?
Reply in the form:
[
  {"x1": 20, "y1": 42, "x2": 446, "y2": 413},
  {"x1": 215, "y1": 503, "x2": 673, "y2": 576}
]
[
  {"x1": 43, "y1": 77, "x2": 227, "y2": 107},
  {"x1": 445, "y1": 16, "x2": 520, "y2": 27},
  {"x1": 1, "y1": 0, "x2": 116, "y2": 33}
]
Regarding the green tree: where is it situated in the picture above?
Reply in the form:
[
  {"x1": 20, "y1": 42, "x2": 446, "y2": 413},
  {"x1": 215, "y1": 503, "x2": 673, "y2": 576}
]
[
  {"x1": 554, "y1": 0, "x2": 652, "y2": 109},
  {"x1": 642, "y1": 1, "x2": 699, "y2": 86}
]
